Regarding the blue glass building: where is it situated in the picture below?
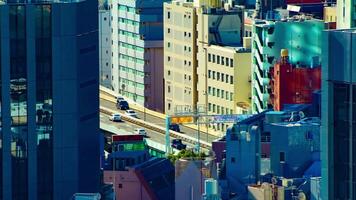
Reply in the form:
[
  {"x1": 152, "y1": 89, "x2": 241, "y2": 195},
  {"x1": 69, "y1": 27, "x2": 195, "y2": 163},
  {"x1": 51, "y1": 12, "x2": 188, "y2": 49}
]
[
  {"x1": 321, "y1": 29, "x2": 356, "y2": 200},
  {"x1": 0, "y1": 0, "x2": 100, "y2": 199}
]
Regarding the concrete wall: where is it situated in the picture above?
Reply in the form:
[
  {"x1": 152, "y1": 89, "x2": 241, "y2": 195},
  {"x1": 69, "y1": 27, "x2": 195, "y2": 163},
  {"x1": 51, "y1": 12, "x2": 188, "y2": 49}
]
[
  {"x1": 99, "y1": 9, "x2": 112, "y2": 89},
  {"x1": 104, "y1": 170, "x2": 151, "y2": 200}
]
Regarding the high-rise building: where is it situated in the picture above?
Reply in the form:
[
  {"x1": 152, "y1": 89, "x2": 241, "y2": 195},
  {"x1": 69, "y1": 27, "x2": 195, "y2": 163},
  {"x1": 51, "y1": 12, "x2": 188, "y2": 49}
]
[
  {"x1": 321, "y1": 29, "x2": 356, "y2": 200},
  {"x1": 99, "y1": 4, "x2": 112, "y2": 89},
  {"x1": 336, "y1": 0, "x2": 356, "y2": 29},
  {"x1": 251, "y1": 19, "x2": 325, "y2": 113},
  {"x1": 164, "y1": 1, "x2": 198, "y2": 115},
  {"x1": 0, "y1": 0, "x2": 100, "y2": 199},
  {"x1": 110, "y1": 0, "x2": 168, "y2": 112}
]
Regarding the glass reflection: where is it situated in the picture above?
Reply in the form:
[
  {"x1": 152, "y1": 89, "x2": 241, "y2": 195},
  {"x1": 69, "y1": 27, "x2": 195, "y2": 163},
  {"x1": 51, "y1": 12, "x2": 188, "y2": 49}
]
[
  {"x1": 35, "y1": 5, "x2": 53, "y2": 199},
  {"x1": 9, "y1": 5, "x2": 28, "y2": 200}
]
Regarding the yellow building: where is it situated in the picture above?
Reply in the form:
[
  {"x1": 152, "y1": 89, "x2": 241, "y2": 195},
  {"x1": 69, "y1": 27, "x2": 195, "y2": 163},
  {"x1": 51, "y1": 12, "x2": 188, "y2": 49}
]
[
  {"x1": 164, "y1": 1, "x2": 198, "y2": 114},
  {"x1": 324, "y1": 5, "x2": 337, "y2": 23},
  {"x1": 204, "y1": 44, "x2": 251, "y2": 133}
]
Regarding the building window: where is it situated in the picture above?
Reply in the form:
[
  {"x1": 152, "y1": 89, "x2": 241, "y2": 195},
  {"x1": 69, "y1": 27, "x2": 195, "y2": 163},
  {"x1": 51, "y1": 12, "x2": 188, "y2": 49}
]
[
  {"x1": 221, "y1": 90, "x2": 224, "y2": 98},
  {"x1": 119, "y1": 184, "x2": 123, "y2": 188},
  {"x1": 217, "y1": 105, "x2": 220, "y2": 114},
  {"x1": 213, "y1": 104, "x2": 216, "y2": 112},
  {"x1": 208, "y1": 53, "x2": 211, "y2": 62},
  {"x1": 167, "y1": 70, "x2": 171, "y2": 76},
  {"x1": 226, "y1": 75, "x2": 229, "y2": 83},
  {"x1": 208, "y1": 103, "x2": 212, "y2": 111},
  {"x1": 188, "y1": 61, "x2": 191, "y2": 66},
  {"x1": 168, "y1": 103, "x2": 171, "y2": 110},
  {"x1": 167, "y1": 42, "x2": 171, "y2": 48},
  {"x1": 168, "y1": 56, "x2": 171, "y2": 62},
  {"x1": 280, "y1": 152, "x2": 285, "y2": 162},
  {"x1": 221, "y1": 107, "x2": 224, "y2": 114},
  {"x1": 230, "y1": 93, "x2": 233, "y2": 101},
  {"x1": 217, "y1": 55, "x2": 220, "y2": 64},
  {"x1": 208, "y1": 86, "x2": 211, "y2": 95},
  {"x1": 230, "y1": 76, "x2": 233, "y2": 84},
  {"x1": 212, "y1": 55, "x2": 215, "y2": 63},
  {"x1": 217, "y1": 72, "x2": 220, "y2": 81},
  {"x1": 168, "y1": 28, "x2": 171, "y2": 33},
  {"x1": 221, "y1": 56, "x2": 225, "y2": 65},
  {"x1": 226, "y1": 57, "x2": 229, "y2": 66},
  {"x1": 208, "y1": 70, "x2": 211, "y2": 78},
  {"x1": 212, "y1": 71, "x2": 216, "y2": 79},
  {"x1": 168, "y1": 86, "x2": 171, "y2": 93},
  {"x1": 226, "y1": 91, "x2": 229, "y2": 100},
  {"x1": 230, "y1": 59, "x2": 234, "y2": 67},
  {"x1": 217, "y1": 89, "x2": 220, "y2": 97},
  {"x1": 212, "y1": 88, "x2": 216, "y2": 96},
  {"x1": 167, "y1": 11, "x2": 171, "y2": 19},
  {"x1": 221, "y1": 73, "x2": 224, "y2": 82}
]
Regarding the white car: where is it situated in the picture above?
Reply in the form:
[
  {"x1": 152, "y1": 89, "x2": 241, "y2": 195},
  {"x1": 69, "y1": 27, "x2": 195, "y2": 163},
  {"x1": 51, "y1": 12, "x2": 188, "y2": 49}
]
[
  {"x1": 134, "y1": 128, "x2": 147, "y2": 137},
  {"x1": 109, "y1": 113, "x2": 122, "y2": 122},
  {"x1": 125, "y1": 110, "x2": 137, "y2": 118}
]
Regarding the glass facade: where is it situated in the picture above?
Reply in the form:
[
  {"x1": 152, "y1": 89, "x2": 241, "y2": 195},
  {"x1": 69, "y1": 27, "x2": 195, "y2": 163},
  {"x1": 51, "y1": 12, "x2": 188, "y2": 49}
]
[
  {"x1": 35, "y1": 5, "x2": 53, "y2": 200},
  {"x1": 9, "y1": 5, "x2": 28, "y2": 200},
  {"x1": 333, "y1": 83, "x2": 356, "y2": 199},
  {"x1": 0, "y1": 8, "x2": 2, "y2": 200}
]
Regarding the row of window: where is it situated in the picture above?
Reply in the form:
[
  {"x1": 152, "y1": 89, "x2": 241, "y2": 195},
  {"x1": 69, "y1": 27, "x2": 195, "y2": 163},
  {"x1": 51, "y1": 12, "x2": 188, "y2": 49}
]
[
  {"x1": 120, "y1": 65, "x2": 145, "y2": 77},
  {"x1": 118, "y1": 5, "x2": 136, "y2": 13},
  {"x1": 208, "y1": 53, "x2": 234, "y2": 67},
  {"x1": 208, "y1": 70, "x2": 234, "y2": 84},
  {"x1": 119, "y1": 30, "x2": 139, "y2": 39},
  {"x1": 166, "y1": 70, "x2": 191, "y2": 81},
  {"x1": 121, "y1": 78, "x2": 145, "y2": 89},
  {"x1": 166, "y1": 56, "x2": 192, "y2": 66},
  {"x1": 120, "y1": 18, "x2": 139, "y2": 26},
  {"x1": 166, "y1": 28, "x2": 192, "y2": 38},
  {"x1": 208, "y1": 103, "x2": 234, "y2": 115},
  {"x1": 166, "y1": 85, "x2": 192, "y2": 95},
  {"x1": 120, "y1": 42, "x2": 144, "y2": 52},
  {"x1": 119, "y1": 54, "x2": 144, "y2": 64},
  {"x1": 208, "y1": 86, "x2": 234, "y2": 101},
  {"x1": 166, "y1": 11, "x2": 192, "y2": 19}
]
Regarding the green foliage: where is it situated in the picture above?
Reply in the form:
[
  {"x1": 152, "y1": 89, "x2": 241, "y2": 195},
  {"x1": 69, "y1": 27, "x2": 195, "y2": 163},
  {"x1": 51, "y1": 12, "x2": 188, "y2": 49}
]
[{"x1": 167, "y1": 149, "x2": 207, "y2": 164}]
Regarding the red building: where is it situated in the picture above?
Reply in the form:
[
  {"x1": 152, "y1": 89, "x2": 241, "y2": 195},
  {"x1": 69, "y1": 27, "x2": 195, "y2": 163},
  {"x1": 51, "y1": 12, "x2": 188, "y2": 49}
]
[{"x1": 270, "y1": 51, "x2": 321, "y2": 111}]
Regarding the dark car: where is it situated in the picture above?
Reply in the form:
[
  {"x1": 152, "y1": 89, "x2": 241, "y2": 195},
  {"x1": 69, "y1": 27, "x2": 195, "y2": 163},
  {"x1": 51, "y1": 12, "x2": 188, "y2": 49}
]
[
  {"x1": 171, "y1": 139, "x2": 186, "y2": 150},
  {"x1": 116, "y1": 100, "x2": 129, "y2": 110},
  {"x1": 169, "y1": 123, "x2": 181, "y2": 132}
]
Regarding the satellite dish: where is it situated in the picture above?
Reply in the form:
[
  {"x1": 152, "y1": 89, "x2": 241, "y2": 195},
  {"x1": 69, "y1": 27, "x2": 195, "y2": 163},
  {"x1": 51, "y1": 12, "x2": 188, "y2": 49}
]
[
  {"x1": 299, "y1": 111, "x2": 305, "y2": 119},
  {"x1": 298, "y1": 192, "x2": 306, "y2": 200}
]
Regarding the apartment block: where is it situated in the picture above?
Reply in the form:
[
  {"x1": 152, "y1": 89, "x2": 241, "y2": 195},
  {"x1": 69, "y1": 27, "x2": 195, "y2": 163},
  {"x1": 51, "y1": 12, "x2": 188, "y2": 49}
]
[
  {"x1": 164, "y1": 1, "x2": 198, "y2": 115},
  {"x1": 251, "y1": 18, "x2": 325, "y2": 113},
  {"x1": 205, "y1": 45, "x2": 251, "y2": 133},
  {"x1": 336, "y1": 0, "x2": 356, "y2": 28},
  {"x1": 196, "y1": 6, "x2": 245, "y2": 110},
  {"x1": 110, "y1": 0, "x2": 168, "y2": 112}
]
